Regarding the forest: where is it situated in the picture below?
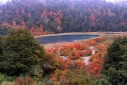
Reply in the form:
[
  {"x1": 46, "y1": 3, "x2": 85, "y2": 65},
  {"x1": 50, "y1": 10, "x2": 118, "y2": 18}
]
[
  {"x1": 0, "y1": 0, "x2": 127, "y2": 85},
  {"x1": 0, "y1": 0, "x2": 127, "y2": 35},
  {"x1": 0, "y1": 28, "x2": 127, "y2": 85}
]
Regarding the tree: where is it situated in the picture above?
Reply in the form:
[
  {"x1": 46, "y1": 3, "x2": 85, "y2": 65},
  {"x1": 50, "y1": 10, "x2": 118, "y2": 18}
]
[
  {"x1": 100, "y1": 37, "x2": 127, "y2": 85},
  {"x1": 93, "y1": 74, "x2": 111, "y2": 85},
  {"x1": 102, "y1": 37, "x2": 127, "y2": 74},
  {"x1": 0, "y1": 28, "x2": 45, "y2": 76},
  {"x1": 0, "y1": 36, "x2": 3, "y2": 55},
  {"x1": 42, "y1": 53, "x2": 62, "y2": 75}
]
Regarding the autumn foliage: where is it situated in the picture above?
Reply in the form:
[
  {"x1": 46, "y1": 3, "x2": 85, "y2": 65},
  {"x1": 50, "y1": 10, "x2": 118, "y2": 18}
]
[
  {"x1": 1, "y1": 0, "x2": 127, "y2": 36},
  {"x1": 43, "y1": 36, "x2": 115, "y2": 84},
  {"x1": 14, "y1": 76, "x2": 36, "y2": 85}
]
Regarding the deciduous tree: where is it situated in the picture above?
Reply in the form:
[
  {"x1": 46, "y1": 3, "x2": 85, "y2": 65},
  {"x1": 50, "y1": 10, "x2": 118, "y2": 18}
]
[{"x1": 0, "y1": 28, "x2": 45, "y2": 76}]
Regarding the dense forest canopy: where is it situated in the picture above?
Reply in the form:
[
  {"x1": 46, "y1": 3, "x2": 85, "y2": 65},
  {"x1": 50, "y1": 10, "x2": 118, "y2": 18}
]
[{"x1": 0, "y1": 0, "x2": 127, "y2": 35}]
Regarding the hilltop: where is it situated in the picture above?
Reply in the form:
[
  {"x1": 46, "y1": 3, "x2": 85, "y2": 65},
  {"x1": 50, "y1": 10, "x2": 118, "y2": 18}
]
[{"x1": 0, "y1": 0, "x2": 127, "y2": 35}]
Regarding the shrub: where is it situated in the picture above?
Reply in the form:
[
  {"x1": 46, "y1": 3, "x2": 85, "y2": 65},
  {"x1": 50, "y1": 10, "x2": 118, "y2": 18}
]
[
  {"x1": 1, "y1": 81, "x2": 14, "y2": 85},
  {"x1": 14, "y1": 76, "x2": 36, "y2": 85}
]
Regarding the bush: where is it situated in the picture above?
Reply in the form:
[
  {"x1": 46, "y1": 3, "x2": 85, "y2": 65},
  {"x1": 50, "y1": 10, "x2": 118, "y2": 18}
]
[
  {"x1": 1, "y1": 81, "x2": 14, "y2": 85},
  {"x1": 0, "y1": 73, "x2": 15, "y2": 84},
  {"x1": 14, "y1": 76, "x2": 36, "y2": 85},
  {"x1": 0, "y1": 73, "x2": 5, "y2": 83}
]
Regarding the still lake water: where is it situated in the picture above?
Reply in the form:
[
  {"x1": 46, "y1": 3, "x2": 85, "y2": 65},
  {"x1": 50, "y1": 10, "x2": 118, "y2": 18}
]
[{"x1": 36, "y1": 34, "x2": 99, "y2": 44}]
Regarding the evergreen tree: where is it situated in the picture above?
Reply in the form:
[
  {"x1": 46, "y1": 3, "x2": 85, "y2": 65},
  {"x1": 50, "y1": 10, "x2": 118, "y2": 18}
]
[
  {"x1": 0, "y1": 36, "x2": 3, "y2": 55},
  {"x1": 0, "y1": 28, "x2": 45, "y2": 76},
  {"x1": 93, "y1": 74, "x2": 111, "y2": 85},
  {"x1": 100, "y1": 37, "x2": 127, "y2": 85}
]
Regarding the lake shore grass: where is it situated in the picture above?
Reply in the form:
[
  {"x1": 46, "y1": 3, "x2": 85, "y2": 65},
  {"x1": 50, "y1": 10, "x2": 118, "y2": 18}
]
[{"x1": 34, "y1": 32, "x2": 127, "y2": 38}]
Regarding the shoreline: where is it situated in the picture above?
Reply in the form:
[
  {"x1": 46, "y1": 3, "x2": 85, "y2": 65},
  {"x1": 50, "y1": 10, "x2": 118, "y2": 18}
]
[
  {"x1": 34, "y1": 32, "x2": 127, "y2": 38},
  {"x1": 35, "y1": 32, "x2": 127, "y2": 48},
  {"x1": 42, "y1": 35, "x2": 103, "y2": 48},
  {"x1": 34, "y1": 32, "x2": 103, "y2": 38}
]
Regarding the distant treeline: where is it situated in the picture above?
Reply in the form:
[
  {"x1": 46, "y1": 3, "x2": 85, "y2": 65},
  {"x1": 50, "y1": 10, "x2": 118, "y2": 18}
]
[{"x1": 0, "y1": 0, "x2": 127, "y2": 35}]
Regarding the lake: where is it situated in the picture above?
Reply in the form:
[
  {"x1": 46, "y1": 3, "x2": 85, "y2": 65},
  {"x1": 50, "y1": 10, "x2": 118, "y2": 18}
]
[{"x1": 36, "y1": 34, "x2": 99, "y2": 44}]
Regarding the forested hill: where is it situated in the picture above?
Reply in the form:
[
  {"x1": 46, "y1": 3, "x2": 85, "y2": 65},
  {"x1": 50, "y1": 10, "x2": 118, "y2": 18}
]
[{"x1": 0, "y1": 0, "x2": 127, "y2": 35}]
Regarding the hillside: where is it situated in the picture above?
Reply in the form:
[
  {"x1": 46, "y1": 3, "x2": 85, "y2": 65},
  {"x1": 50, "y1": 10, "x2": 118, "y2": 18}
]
[{"x1": 0, "y1": 0, "x2": 127, "y2": 35}]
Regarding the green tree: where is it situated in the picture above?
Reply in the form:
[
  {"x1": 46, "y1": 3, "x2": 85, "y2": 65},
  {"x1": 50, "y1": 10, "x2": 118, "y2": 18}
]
[
  {"x1": 100, "y1": 37, "x2": 127, "y2": 85},
  {"x1": 0, "y1": 36, "x2": 3, "y2": 55},
  {"x1": 93, "y1": 74, "x2": 111, "y2": 85},
  {"x1": 0, "y1": 28, "x2": 45, "y2": 76}
]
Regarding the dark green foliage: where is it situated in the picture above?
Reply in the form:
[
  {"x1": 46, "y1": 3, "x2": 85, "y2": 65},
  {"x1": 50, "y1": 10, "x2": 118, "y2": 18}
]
[
  {"x1": 0, "y1": 28, "x2": 45, "y2": 76},
  {"x1": 102, "y1": 37, "x2": 127, "y2": 74},
  {"x1": 93, "y1": 74, "x2": 111, "y2": 85},
  {"x1": 98, "y1": 37, "x2": 127, "y2": 85},
  {"x1": 0, "y1": 73, "x2": 16, "y2": 82},
  {"x1": 0, "y1": 36, "x2": 3, "y2": 55},
  {"x1": 0, "y1": 26, "x2": 10, "y2": 35}
]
